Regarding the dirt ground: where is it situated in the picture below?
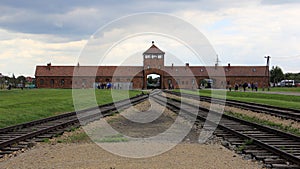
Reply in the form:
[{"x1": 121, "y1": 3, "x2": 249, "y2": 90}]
[
  {"x1": 0, "y1": 98, "x2": 263, "y2": 169},
  {"x1": 0, "y1": 142, "x2": 262, "y2": 169}
]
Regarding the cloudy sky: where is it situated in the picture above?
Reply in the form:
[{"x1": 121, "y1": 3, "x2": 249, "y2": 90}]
[{"x1": 0, "y1": 0, "x2": 299, "y2": 77}]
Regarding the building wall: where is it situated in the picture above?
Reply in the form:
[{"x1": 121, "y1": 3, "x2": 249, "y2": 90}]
[
  {"x1": 36, "y1": 76, "x2": 146, "y2": 89},
  {"x1": 36, "y1": 75, "x2": 268, "y2": 89}
]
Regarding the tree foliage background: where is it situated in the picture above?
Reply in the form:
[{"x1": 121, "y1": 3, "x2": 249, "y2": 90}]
[{"x1": 270, "y1": 66, "x2": 300, "y2": 84}]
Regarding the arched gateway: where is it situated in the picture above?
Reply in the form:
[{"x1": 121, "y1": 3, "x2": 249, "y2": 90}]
[{"x1": 35, "y1": 41, "x2": 268, "y2": 89}]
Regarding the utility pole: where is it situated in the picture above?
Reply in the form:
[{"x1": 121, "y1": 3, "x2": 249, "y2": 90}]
[
  {"x1": 215, "y1": 54, "x2": 221, "y2": 66},
  {"x1": 264, "y1": 56, "x2": 271, "y2": 91}
]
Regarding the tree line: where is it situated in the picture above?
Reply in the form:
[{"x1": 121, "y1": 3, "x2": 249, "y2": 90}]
[
  {"x1": 0, "y1": 74, "x2": 35, "y2": 89},
  {"x1": 270, "y1": 66, "x2": 300, "y2": 84}
]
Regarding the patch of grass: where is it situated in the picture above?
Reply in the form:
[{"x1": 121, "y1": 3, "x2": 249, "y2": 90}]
[
  {"x1": 176, "y1": 89, "x2": 300, "y2": 110},
  {"x1": 264, "y1": 87, "x2": 300, "y2": 93},
  {"x1": 237, "y1": 139, "x2": 253, "y2": 151},
  {"x1": 0, "y1": 89, "x2": 142, "y2": 128},
  {"x1": 226, "y1": 111, "x2": 300, "y2": 136},
  {"x1": 56, "y1": 132, "x2": 90, "y2": 143},
  {"x1": 96, "y1": 134, "x2": 128, "y2": 143},
  {"x1": 244, "y1": 139, "x2": 253, "y2": 145},
  {"x1": 237, "y1": 144, "x2": 245, "y2": 151},
  {"x1": 42, "y1": 138, "x2": 50, "y2": 143}
]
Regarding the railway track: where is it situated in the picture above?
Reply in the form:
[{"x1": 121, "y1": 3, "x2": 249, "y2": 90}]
[
  {"x1": 152, "y1": 91, "x2": 300, "y2": 169},
  {"x1": 0, "y1": 93, "x2": 148, "y2": 158},
  {"x1": 164, "y1": 90, "x2": 300, "y2": 122}
]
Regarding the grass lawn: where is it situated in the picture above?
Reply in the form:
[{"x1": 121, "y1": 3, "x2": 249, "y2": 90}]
[
  {"x1": 262, "y1": 87, "x2": 300, "y2": 93},
  {"x1": 0, "y1": 89, "x2": 142, "y2": 128},
  {"x1": 177, "y1": 89, "x2": 300, "y2": 110}
]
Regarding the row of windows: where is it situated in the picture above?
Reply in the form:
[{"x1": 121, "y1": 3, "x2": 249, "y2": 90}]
[
  {"x1": 40, "y1": 79, "x2": 112, "y2": 86},
  {"x1": 147, "y1": 65, "x2": 161, "y2": 69},
  {"x1": 144, "y1": 54, "x2": 163, "y2": 59},
  {"x1": 40, "y1": 79, "x2": 67, "y2": 86},
  {"x1": 174, "y1": 79, "x2": 196, "y2": 85}
]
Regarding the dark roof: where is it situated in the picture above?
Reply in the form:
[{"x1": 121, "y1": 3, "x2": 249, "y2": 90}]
[
  {"x1": 163, "y1": 66, "x2": 266, "y2": 77},
  {"x1": 143, "y1": 42, "x2": 165, "y2": 55},
  {"x1": 35, "y1": 66, "x2": 144, "y2": 77}
]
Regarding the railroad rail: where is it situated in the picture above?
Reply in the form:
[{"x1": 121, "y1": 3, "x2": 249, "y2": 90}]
[
  {"x1": 164, "y1": 90, "x2": 300, "y2": 122},
  {"x1": 152, "y1": 91, "x2": 300, "y2": 169},
  {"x1": 0, "y1": 93, "x2": 148, "y2": 158}
]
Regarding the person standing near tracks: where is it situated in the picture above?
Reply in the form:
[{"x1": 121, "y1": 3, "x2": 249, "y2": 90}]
[
  {"x1": 254, "y1": 82, "x2": 258, "y2": 91},
  {"x1": 234, "y1": 83, "x2": 239, "y2": 91},
  {"x1": 242, "y1": 82, "x2": 248, "y2": 92},
  {"x1": 251, "y1": 82, "x2": 254, "y2": 91}
]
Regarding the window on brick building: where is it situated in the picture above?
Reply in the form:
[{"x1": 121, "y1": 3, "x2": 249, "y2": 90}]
[
  {"x1": 40, "y1": 79, "x2": 44, "y2": 85},
  {"x1": 60, "y1": 79, "x2": 65, "y2": 85},
  {"x1": 50, "y1": 79, "x2": 54, "y2": 87}
]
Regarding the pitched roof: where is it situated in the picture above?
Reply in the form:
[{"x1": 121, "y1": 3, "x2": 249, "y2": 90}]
[
  {"x1": 35, "y1": 66, "x2": 144, "y2": 77},
  {"x1": 143, "y1": 42, "x2": 165, "y2": 55},
  {"x1": 163, "y1": 66, "x2": 266, "y2": 77}
]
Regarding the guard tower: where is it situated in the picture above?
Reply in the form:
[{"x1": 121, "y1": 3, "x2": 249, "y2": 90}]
[
  {"x1": 143, "y1": 41, "x2": 165, "y2": 69},
  {"x1": 143, "y1": 41, "x2": 165, "y2": 89}
]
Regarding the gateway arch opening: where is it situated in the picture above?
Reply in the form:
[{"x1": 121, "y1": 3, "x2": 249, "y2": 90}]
[{"x1": 147, "y1": 74, "x2": 161, "y2": 89}]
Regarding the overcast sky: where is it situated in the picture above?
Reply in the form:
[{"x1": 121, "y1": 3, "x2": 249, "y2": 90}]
[{"x1": 0, "y1": 0, "x2": 299, "y2": 77}]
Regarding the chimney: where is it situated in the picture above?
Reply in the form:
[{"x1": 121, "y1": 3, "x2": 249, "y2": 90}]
[
  {"x1": 228, "y1": 63, "x2": 231, "y2": 68},
  {"x1": 185, "y1": 63, "x2": 189, "y2": 67},
  {"x1": 47, "y1": 62, "x2": 51, "y2": 70},
  {"x1": 171, "y1": 63, "x2": 174, "y2": 69}
]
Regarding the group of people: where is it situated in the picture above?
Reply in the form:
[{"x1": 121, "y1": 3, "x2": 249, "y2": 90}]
[
  {"x1": 228, "y1": 82, "x2": 258, "y2": 92},
  {"x1": 96, "y1": 82, "x2": 112, "y2": 89}
]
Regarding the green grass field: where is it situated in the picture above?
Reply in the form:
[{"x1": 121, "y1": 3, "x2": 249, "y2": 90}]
[
  {"x1": 0, "y1": 89, "x2": 142, "y2": 128},
  {"x1": 263, "y1": 87, "x2": 300, "y2": 92},
  {"x1": 177, "y1": 89, "x2": 300, "y2": 110}
]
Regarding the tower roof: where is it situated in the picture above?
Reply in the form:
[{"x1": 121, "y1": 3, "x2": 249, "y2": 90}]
[{"x1": 143, "y1": 41, "x2": 165, "y2": 55}]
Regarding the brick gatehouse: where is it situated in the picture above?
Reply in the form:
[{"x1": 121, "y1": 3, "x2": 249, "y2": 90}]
[{"x1": 35, "y1": 42, "x2": 268, "y2": 89}]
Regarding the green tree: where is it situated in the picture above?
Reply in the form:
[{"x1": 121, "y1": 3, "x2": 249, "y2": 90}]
[
  {"x1": 17, "y1": 75, "x2": 26, "y2": 84},
  {"x1": 285, "y1": 72, "x2": 300, "y2": 81},
  {"x1": 147, "y1": 76, "x2": 153, "y2": 84},
  {"x1": 270, "y1": 66, "x2": 284, "y2": 85}
]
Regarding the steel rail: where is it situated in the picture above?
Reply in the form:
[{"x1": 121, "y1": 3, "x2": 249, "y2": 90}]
[
  {"x1": 151, "y1": 92, "x2": 300, "y2": 167},
  {"x1": 164, "y1": 90, "x2": 300, "y2": 121}
]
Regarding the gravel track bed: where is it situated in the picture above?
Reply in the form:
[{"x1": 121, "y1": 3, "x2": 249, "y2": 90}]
[{"x1": 166, "y1": 93, "x2": 300, "y2": 130}]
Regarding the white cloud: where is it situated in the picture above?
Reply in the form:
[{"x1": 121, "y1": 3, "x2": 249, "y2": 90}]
[
  {"x1": 0, "y1": 28, "x2": 87, "y2": 76},
  {"x1": 0, "y1": 0, "x2": 300, "y2": 76},
  {"x1": 175, "y1": 3, "x2": 300, "y2": 72}
]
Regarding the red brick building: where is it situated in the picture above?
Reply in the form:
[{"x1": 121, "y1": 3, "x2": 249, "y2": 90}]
[{"x1": 35, "y1": 42, "x2": 268, "y2": 89}]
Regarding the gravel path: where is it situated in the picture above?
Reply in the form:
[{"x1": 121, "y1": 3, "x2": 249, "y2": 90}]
[{"x1": 0, "y1": 143, "x2": 261, "y2": 169}]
